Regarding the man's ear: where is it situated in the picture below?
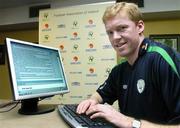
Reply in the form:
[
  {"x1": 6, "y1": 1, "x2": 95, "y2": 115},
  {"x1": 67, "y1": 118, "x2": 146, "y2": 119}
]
[{"x1": 137, "y1": 20, "x2": 144, "y2": 34}]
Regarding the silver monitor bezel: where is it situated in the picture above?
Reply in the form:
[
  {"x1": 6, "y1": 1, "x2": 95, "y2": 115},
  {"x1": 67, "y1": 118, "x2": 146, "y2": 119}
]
[{"x1": 6, "y1": 38, "x2": 69, "y2": 100}]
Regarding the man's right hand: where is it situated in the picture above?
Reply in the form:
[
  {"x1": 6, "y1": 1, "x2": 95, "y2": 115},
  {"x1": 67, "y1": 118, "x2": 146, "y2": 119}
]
[
  {"x1": 76, "y1": 99, "x2": 98, "y2": 114},
  {"x1": 76, "y1": 92, "x2": 103, "y2": 114}
]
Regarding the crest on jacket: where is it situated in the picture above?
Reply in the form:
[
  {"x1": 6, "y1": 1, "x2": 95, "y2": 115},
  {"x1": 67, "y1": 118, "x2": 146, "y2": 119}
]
[{"x1": 137, "y1": 79, "x2": 145, "y2": 94}]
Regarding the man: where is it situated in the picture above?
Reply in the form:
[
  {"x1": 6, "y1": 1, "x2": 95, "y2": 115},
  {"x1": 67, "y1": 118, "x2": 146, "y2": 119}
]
[{"x1": 76, "y1": 2, "x2": 180, "y2": 128}]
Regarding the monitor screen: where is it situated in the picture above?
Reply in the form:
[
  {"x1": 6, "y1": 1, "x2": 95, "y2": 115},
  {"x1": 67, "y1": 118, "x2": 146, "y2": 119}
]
[{"x1": 6, "y1": 38, "x2": 69, "y2": 115}]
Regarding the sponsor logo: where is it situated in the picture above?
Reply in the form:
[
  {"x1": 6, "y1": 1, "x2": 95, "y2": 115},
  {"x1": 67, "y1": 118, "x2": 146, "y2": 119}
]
[
  {"x1": 104, "y1": 67, "x2": 111, "y2": 77},
  {"x1": 87, "y1": 31, "x2": 95, "y2": 40},
  {"x1": 70, "y1": 95, "x2": 83, "y2": 99},
  {"x1": 89, "y1": 43, "x2": 94, "y2": 48},
  {"x1": 42, "y1": 23, "x2": 52, "y2": 31},
  {"x1": 70, "y1": 32, "x2": 80, "y2": 40},
  {"x1": 88, "y1": 56, "x2": 94, "y2": 62},
  {"x1": 69, "y1": 71, "x2": 82, "y2": 74},
  {"x1": 85, "y1": 43, "x2": 97, "y2": 52},
  {"x1": 44, "y1": 13, "x2": 48, "y2": 18},
  {"x1": 86, "y1": 68, "x2": 97, "y2": 77},
  {"x1": 59, "y1": 44, "x2": 67, "y2": 53},
  {"x1": 73, "y1": 44, "x2": 79, "y2": 50},
  {"x1": 57, "y1": 24, "x2": 66, "y2": 28},
  {"x1": 101, "y1": 58, "x2": 115, "y2": 61},
  {"x1": 88, "y1": 19, "x2": 93, "y2": 24},
  {"x1": 87, "y1": 56, "x2": 95, "y2": 64},
  {"x1": 45, "y1": 23, "x2": 49, "y2": 28},
  {"x1": 85, "y1": 19, "x2": 96, "y2": 28},
  {"x1": 88, "y1": 31, "x2": 93, "y2": 37},
  {"x1": 59, "y1": 45, "x2": 64, "y2": 50},
  {"x1": 72, "y1": 44, "x2": 79, "y2": 53},
  {"x1": 44, "y1": 35, "x2": 49, "y2": 40},
  {"x1": 70, "y1": 56, "x2": 81, "y2": 64},
  {"x1": 73, "y1": 56, "x2": 78, "y2": 62},
  {"x1": 105, "y1": 68, "x2": 111, "y2": 74},
  {"x1": 102, "y1": 44, "x2": 113, "y2": 49},
  {"x1": 42, "y1": 13, "x2": 49, "y2": 21},
  {"x1": 72, "y1": 21, "x2": 79, "y2": 29},
  {"x1": 84, "y1": 83, "x2": 98, "y2": 86},
  {"x1": 89, "y1": 68, "x2": 94, "y2": 73},
  {"x1": 73, "y1": 21, "x2": 78, "y2": 27},
  {"x1": 71, "y1": 82, "x2": 80, "y2": 86},
  {"x1": 73, "y1": 32, "x2": 78, "y2": 38},
  {"x1": 56, "y1": 36, "x2": 68, "y2": 39},
  {"x1": 42, "y1": 35, "x2": 51, "y2": 43}
]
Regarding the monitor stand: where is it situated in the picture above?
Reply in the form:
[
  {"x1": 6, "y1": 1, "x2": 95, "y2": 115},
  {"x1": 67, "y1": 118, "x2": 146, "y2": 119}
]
[{"x1": 18, "y1": 98, "x2": 55, "y2": 115}]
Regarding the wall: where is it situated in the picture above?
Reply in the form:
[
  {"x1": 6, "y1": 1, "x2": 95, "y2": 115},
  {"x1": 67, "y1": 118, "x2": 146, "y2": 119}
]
[
  {"x1": 144, "y1": 19, "x2": 180, "y2": 36},
  {"x1": 0, "y1": 29, "x2": 38, "y2": 99},
  {"x1": 0, "y1": 30, "x2": 38, "y2": 43},
  {"x1": 39, "y1": 2, "x2": 117, "y2": 104},
  {"x1": 142, "y1": 0, "x2": 180, "y2": 13},
  {"x1": 0, "y1": 0, "x2": 180, "y2": 99},
  {"x1": 0, "y1": 0, "x2": 180, "y2": 26},
  {"x1": 1, "y1": 19, "x2": 180, "y2": 99},
  {"x1": 0, "y1": 0, "x2": 114, "y2": 26}
]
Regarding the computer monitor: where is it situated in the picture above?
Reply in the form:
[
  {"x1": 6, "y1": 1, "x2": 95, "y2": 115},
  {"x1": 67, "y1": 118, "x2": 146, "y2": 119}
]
[{"x1": 6, "y1": 38, "x2": 69, "y2": 115}]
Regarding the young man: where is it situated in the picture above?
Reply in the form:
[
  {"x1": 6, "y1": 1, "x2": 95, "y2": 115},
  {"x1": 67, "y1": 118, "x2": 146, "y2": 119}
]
[{"x1": 77, "y1": 2, "x2": 180, "y2": 128}]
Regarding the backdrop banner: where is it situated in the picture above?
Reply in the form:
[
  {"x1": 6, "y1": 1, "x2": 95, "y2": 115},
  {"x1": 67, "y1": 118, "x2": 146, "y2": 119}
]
[{"x1": 39, "y1": 2, "x2": 117, "y2": 104}]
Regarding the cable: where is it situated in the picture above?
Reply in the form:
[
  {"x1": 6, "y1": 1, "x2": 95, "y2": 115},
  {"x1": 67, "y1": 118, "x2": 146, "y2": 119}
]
[
  {"x1": 0, "y1": 101, "x2": 18, "y2": 108},
  {"x1": 0, "y1": 101, "x2": 20, "y2": 113}
]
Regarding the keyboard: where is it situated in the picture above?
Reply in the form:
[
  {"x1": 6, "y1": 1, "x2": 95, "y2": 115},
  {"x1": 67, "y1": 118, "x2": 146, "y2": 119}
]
[{"x1": 58, "y1": 104, "x2": 115, "y2": 128}]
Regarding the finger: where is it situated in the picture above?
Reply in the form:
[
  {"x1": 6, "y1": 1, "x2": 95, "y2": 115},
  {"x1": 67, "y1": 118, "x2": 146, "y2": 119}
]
[
  {"x1": 90, "y1": 112, "x2": 105, "y2": 119},
  {"x1": 86, "y1": 105, "x2": 98, "y2": 115},
  {"x1": 81, "y1": 102, "x2": 91, "y2": 113},
  {"x1": 86, "y1": 104, "x2": 102, "y2": 114},
  {"x1": 76, "y1": 102, "x2": 85, "y2": 114},
  {"x1": 76, "y1": 101, "x2": 90, "y2": 114}
]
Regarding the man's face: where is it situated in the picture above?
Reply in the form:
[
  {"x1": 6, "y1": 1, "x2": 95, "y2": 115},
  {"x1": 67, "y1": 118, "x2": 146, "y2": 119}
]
[{"x1": 105, "y1": 12, "x2": 143, "y2": 58}]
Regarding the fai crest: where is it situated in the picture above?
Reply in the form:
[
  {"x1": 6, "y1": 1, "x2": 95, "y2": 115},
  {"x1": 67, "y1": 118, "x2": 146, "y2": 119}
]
[{"x1": 137, "y1": 79, "x2": 145, "y2": 94}]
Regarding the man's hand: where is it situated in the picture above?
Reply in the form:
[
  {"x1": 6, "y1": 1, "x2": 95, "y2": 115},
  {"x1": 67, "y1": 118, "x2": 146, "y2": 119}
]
[
  {"x1": 86, "y1": 104, "x2": 132, "y2": 128},
  {"x1": 76, "y1": 99, "x2": 98, "y2": 114},
  {"x1": 76, "y1": 92, "x2": 103, "y2": 114}
]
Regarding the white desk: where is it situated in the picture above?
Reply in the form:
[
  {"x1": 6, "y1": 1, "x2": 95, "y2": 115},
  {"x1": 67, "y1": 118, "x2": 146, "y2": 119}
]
[{"x1": 0, "y1": 103, "x2": 69, "y2": 128}]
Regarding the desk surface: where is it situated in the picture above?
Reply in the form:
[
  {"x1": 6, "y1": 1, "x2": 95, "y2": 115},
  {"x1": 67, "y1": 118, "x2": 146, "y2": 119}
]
[{"x1": 0, "y1": 103, "x2": 69, "y2": 128}]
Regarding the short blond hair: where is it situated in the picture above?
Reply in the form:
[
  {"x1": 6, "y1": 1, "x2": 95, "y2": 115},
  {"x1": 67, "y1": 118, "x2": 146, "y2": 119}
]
[{"x1": 102, "y1": 2, "x2": 143, "y2": 23}]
